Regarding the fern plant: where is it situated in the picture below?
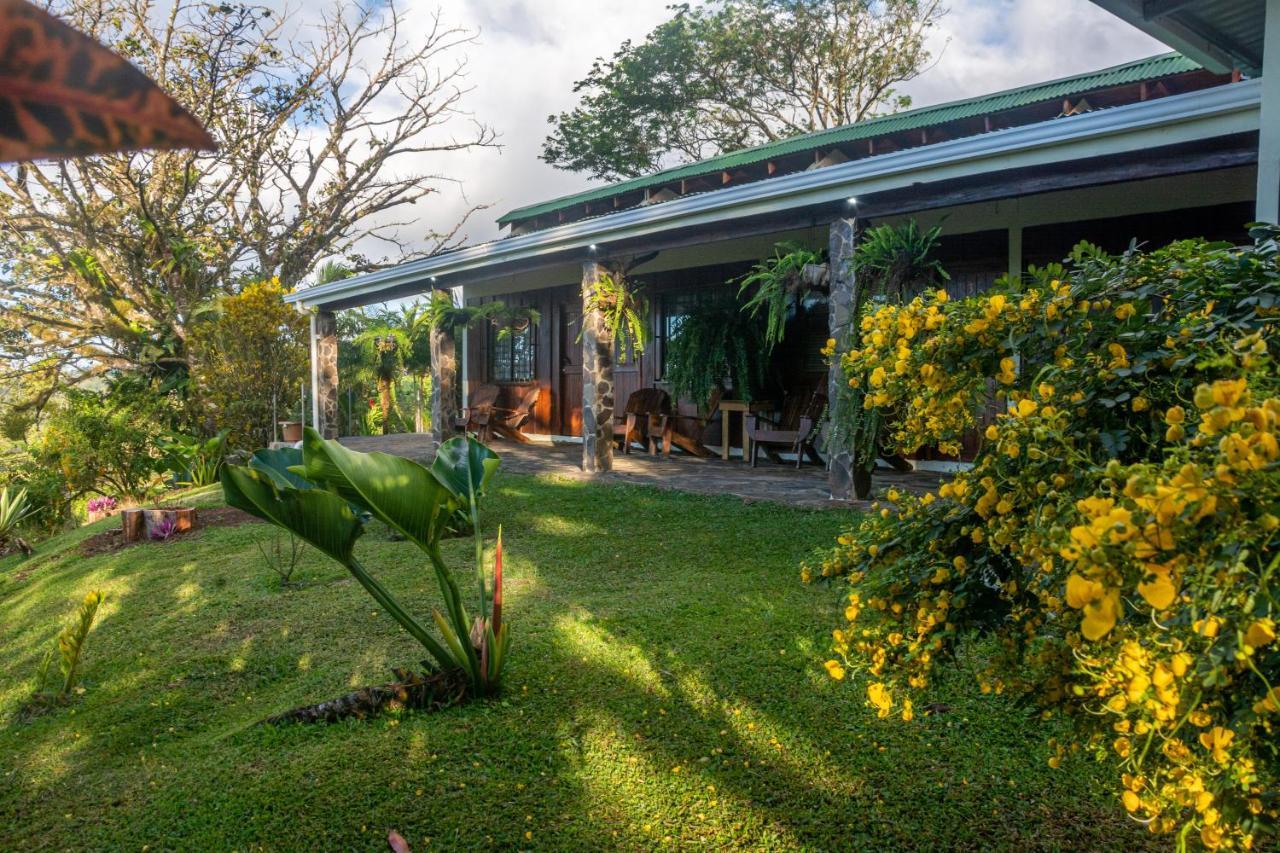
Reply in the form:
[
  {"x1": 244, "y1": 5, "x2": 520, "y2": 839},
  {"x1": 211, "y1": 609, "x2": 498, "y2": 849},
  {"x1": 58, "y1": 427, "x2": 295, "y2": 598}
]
[
  {"x1": 581, "y1": 272, "x2": 649, "y2": 362},
  {"x1": 34, "y1": 590, "x2": 105, "y2": 702},
  {"x1": 850, "y1": 220, "x2": 949, "y2": 301},
  {"x1": 425, "y1": 291, "x2": 541, "y2": 339},
  {"x1": 737, "y1": 242, "x2": 826, "y2": 349},
  {"x1": 663, "y1": 302, "x2": 770, "y2": 405}
]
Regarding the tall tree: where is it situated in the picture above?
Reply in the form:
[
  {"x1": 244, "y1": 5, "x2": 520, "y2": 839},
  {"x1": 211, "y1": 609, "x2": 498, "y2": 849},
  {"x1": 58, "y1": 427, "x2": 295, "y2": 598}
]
[
  {"x1": 543, "y1": 0, "x2": 946, "y2": 181},
  {"x1": 0, "y1": 0, "x2": 495, "y2": 395}
]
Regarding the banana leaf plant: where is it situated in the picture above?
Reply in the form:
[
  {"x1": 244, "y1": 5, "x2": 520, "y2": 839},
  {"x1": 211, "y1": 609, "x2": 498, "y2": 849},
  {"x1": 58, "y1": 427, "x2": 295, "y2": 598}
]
[{"x1": 222, "y1": 430, "x2": 510, "y2": 696}]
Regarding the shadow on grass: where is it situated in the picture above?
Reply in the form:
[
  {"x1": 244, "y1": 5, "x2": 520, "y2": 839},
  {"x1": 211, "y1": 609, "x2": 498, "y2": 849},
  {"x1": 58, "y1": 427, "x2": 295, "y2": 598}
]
[{"x1": 0, "y1": 474, "x2": 1156, "y2": 850}]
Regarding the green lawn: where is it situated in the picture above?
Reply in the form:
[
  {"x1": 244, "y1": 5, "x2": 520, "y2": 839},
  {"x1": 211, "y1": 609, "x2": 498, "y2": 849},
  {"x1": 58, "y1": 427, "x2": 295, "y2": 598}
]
[{"x1": 1, "y1": 472, "x2": 1154, "y2": 850}]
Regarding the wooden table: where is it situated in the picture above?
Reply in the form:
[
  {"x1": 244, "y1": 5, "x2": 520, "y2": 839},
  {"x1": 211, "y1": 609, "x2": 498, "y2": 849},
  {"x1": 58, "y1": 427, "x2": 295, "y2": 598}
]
[{"x1": 719, "y1": 400, "x2": 771, "y2": 461}]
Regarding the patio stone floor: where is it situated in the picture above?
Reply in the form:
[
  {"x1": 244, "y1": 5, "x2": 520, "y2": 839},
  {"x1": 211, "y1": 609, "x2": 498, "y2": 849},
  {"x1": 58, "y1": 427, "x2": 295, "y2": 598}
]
[{"x1": 339, "y1": 433, "x2": 947, "y2": 510}]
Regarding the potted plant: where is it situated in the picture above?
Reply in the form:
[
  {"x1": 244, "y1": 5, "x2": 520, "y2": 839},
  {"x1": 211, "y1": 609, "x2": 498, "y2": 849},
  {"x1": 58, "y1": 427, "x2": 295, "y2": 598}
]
[
  {"x1": 85, "y1": 495, "x2": 119, "y2": 523},
  {"x1": 737, "y1": 242, "x2": 827, "y2": 350}
]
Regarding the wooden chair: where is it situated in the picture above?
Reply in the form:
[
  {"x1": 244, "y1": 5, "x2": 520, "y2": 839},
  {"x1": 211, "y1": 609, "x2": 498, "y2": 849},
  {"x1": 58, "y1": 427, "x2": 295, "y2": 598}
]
[
  {"x1": 746, "y1": 390, "x2": 827, "y2": 468},
  {"x1": 614, "y1": 388, "x2": 673, "y2": 456},
  {"x1": 663, "y1": 386, "x2": 721, "y2": 458},
  {"x1": 490, "y1": 386, "x2": 540, "y2": 443},
  {"x1": 454, "y1": 383, "x2": 500, "y2": 441}
]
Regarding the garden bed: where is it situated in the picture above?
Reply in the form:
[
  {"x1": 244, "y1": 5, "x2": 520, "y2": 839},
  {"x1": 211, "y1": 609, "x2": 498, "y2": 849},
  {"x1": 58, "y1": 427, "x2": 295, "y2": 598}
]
[{"x1": 78, "y1": 506, "x2": 258, "y2": 557}]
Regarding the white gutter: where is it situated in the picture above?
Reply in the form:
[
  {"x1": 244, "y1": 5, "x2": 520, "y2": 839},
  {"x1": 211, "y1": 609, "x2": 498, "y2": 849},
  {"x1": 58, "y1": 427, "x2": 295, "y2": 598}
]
[{"x1": 289, "y1": 80, "x2": 1261, "y2": 309}]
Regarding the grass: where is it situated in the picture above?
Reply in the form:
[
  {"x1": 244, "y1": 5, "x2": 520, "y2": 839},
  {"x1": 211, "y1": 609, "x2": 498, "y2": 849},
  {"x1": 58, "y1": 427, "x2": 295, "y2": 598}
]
[{"x1": 0, "y1": 472, "x2": 1155, "y2": 850}]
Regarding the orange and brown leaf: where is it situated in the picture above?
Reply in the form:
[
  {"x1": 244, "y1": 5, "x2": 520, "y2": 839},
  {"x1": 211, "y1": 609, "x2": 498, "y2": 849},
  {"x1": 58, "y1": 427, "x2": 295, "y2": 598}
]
[{"x1": 0, "y1": 0, "x2": 215, "y2": 161}]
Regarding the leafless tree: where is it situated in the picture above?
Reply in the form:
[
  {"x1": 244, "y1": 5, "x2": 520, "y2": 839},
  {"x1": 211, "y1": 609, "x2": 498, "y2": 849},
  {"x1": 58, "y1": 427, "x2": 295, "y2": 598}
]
[{"x1": 0, "y1": 0, "x2": 496, "y2": 390}]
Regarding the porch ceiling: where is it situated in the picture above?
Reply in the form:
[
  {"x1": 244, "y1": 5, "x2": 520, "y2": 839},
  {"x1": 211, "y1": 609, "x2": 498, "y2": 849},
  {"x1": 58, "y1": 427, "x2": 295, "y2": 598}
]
[
  {"x1": 287, "y1": 81, "x2": 1260, "y2": 311},
  {"x1": 1089, "y1": 1, "x2": 1266, "y2": 76}
]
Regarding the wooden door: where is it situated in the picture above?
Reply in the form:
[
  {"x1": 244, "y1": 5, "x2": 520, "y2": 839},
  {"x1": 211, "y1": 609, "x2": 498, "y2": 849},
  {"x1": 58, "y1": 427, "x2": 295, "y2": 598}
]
[{"x1": 558, "y1": 300, "x2": 583, "y2": 436}]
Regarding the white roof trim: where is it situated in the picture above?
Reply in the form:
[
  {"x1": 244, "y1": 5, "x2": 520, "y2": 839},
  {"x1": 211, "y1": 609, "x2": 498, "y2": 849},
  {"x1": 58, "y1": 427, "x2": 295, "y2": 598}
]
[{"x1": 290, "y1": 80, "x2": 1260, "y2": 309}]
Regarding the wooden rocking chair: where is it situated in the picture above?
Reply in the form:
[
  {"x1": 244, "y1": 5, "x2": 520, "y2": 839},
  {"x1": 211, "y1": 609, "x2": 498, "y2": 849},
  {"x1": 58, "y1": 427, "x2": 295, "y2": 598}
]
[
  {"x1": 745, "y1": 390, "x2": 827, "y2": 468},
  {"x1": 663, "y1": 386, "x2": 721, "y2": 458},
  {"x1": 614, "y1": 388, "x2": 673, "y2": 456},
  {"x1": 454, "y1": 383, "x2": 500, "y2": 441},
  {"x1": 490, "y1": 386, "x2": 540, "y2": 443}
]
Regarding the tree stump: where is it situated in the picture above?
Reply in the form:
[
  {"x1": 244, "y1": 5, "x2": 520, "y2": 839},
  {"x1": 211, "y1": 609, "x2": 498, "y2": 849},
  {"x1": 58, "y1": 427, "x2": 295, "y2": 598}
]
[{"x1": 121, "y1": 508, "x2": 197, "y2": 543}]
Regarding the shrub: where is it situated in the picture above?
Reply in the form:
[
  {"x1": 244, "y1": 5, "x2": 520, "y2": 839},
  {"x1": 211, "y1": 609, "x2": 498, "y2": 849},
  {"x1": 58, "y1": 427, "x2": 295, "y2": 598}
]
[
  {"x1": 0, "y1": 485, "x2": 33, "y2": 555},
  {"x1": 808, "y1": 229, "x2": 1280, "y2": 849},
  {"x1": 157, "y1": 429, "x2": 229, "y2": 487},
  {"x1": 35, "y1": 386, "x2": 172, "y2": 503},
  {"x1": 189, "y1": 279, "x2": 309, "y2": 448}
]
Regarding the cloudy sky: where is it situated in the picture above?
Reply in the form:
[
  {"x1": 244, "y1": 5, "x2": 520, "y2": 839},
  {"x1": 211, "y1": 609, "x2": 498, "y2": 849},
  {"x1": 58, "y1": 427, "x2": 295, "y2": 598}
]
[{"x1": 359, "y1": 0, "x2": 1166, "y2": 256}]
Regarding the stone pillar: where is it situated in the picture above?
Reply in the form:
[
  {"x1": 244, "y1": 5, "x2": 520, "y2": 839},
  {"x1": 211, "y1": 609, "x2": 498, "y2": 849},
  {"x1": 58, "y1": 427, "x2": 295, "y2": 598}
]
[
  {"x1": 310, "y1": 310, "x2": 339, "y2": 439},
  {"x1": 429, "y1": 288, "x2": 460, "y2": 450},
  {"x1": 827, "y1": 218, "x2": 860, "y2": 500},
  {"x1": 581, "y1": 261, "x2": 614, "y2": 473},
  {"x1": 1258, "y1": 0, "x2": 1280, "y2": 223}
]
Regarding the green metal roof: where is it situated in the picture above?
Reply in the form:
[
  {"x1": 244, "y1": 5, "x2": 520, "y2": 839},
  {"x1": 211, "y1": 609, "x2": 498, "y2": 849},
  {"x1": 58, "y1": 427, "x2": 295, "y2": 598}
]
[{"x1": 499, "y1": 52, "x2": 1202, "y2": 226}]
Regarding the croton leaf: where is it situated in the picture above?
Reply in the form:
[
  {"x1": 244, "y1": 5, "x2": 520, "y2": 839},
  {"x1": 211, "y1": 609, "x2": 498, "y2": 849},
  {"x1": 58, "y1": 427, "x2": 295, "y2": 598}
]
[{"x1": 0, "y1": 0, "x2": 216, "y2": 161}]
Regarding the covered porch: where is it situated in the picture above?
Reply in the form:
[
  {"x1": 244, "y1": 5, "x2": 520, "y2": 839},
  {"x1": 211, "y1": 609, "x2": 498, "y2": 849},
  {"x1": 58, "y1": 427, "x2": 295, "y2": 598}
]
[
  {"x1": 290, "y1": 45, "x2": 1271, "y2": 502},
  {"x1": 338, "y1": 432, "x2": 943, "y2": 509}
]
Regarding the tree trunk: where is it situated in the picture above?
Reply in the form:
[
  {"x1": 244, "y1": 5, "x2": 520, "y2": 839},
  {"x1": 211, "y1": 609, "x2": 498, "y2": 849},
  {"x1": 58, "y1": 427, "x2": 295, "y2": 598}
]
[
  {"x1": 415, "y1": 376, "x2": 424, "y2": 433},
  {"x1": 378, "y1": 378, "x2": 392, "y2": 435}
]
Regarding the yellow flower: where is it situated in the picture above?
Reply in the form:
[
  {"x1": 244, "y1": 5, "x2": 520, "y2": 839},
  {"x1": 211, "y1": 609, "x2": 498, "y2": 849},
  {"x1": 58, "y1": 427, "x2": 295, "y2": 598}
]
[
  {"x1": 824, "y1": 660, "x2": 847, "y2": 681},
  {"x1": 1121, "y1": 790, "x2": 1140, "y2": 812},
  {"x1": 1244, "y1": 618, "x2": 1276, "y2": 649},
  {"x1": 1065, "y1": 574, "x2": 1103, "y2": 609},
  {"x1": 867, "y1": 682, "x2": 893, "y2": 718},
  {"x1": 1165, "y1": 405, "x2": 1186, "y2": 424},
  {"x1": 901, "y1": 699, "x2": 914, "y2": 722},
  {"x1": 1137, "y1": 569, "x2": 1177, "y2": 611},
  {"x1": 1081, "y1": 589, "x2": 1121, "y2": 641},
  {"x1": 1114, "y1": 303, "x2": 1136, "y2": 321},
  {"x1": 1198, "y1": 726, "x2": 1234, "y2": 764}
]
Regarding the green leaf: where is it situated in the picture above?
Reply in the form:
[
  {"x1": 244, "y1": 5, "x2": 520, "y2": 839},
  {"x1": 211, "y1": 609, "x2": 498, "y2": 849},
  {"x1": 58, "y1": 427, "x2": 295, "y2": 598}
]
[
  {"x1": 297, "y1": 428, "x2": 454, "y2": 550},
  {"x1": 249, "y1": 447, "x2": 315, "y2": 491},
  {"x1": 222, "y1": 465, "x2": 362, "y2": 565},
  {"x1": 431, "y1": 435, "x2": 500, "y2": 507}
]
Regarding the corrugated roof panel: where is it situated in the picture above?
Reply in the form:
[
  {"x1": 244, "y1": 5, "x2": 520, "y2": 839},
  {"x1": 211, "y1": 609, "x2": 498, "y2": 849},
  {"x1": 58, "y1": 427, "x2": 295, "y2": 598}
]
[{"x1": 499, "y1": 52, "x2": 1202, "y2": 225}]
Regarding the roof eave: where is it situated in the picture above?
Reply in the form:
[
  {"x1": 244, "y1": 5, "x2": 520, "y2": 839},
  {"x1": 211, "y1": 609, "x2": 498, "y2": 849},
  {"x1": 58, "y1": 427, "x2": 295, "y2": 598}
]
[{"x1": 288, "y1": 80, "x2": 1261, "y2": 310}]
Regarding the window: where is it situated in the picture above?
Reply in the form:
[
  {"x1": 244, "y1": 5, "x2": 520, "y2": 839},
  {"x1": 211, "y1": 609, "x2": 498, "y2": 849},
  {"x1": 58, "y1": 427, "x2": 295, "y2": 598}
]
[
  {"x1": 490, "y1": 323, "x2": 535, "y2": 382},
  {"x1": 657, "y1": 287, "x2": 731, "y2": 378}
]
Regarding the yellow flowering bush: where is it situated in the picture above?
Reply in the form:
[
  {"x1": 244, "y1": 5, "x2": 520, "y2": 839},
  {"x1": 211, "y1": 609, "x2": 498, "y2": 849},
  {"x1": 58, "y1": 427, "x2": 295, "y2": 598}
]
[{"x1": 808, "y1": 230, "x2": 1280, "y2": 849}]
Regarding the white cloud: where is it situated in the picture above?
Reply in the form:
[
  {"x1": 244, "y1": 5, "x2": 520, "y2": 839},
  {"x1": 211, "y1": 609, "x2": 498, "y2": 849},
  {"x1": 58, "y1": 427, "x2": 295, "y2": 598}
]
[{"x1": 342, "y1": 0, "x2": 1167, "y2": 258}]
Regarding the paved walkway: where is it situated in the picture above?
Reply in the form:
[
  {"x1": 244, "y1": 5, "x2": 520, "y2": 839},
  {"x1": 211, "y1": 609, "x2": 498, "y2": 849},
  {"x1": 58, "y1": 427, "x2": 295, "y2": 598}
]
[{"x1": 338, "y1": 434, "x2": 945, "y2": 510}]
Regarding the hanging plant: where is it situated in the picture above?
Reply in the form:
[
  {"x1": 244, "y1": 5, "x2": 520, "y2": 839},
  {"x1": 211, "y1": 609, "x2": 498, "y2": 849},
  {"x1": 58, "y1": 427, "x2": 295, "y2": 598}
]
[
  {"x1": 737, "y1": 242, "x2": 826, "y2": 350},
  {"x1": 663, "y1": 302, "x2": 770, "y2": 405},
  {"x1": 851, "y1": 220, "x2": 949, "y2": 301},
  {"x1": 425, "y1": 292, "x2": 540, "y2": 338},
  {"x1": 581, "y1": 272, "x2": 649, "y2": 363}
]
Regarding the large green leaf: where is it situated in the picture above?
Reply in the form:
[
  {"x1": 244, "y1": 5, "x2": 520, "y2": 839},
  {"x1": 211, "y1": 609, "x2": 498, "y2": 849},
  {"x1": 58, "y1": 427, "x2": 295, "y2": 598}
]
[
  {"x1": 296, "y1": 428, "x2": 454, "y2": 551},
  {"x1": 222, "y1": 466, "x2": 362, "y2": 565},
  {"x1": 431, "y1": 435, "x2": 500, "y2": 507},
  {"x1": 249, "y1": 447, "x2": 314, "y2": 491}
]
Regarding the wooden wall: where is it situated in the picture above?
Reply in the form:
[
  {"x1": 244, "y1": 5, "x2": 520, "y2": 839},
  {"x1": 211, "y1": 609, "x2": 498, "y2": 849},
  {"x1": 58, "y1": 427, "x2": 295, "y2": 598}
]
[{"x1": 462, "y1": 201, "x2": 1245, "y2": 450}]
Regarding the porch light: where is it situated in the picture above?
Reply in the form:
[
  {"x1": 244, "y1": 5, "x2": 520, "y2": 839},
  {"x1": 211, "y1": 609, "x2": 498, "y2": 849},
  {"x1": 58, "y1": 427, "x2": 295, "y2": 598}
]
[{"x1": 846, "y1": 197, "x2": 858, "y2": 206}]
